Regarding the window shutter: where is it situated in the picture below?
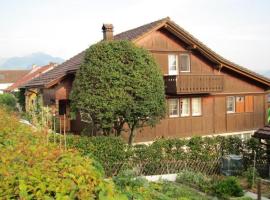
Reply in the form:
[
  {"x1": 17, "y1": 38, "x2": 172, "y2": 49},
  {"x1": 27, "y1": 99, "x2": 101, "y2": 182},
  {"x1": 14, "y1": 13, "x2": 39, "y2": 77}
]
[
  {"x1": 236, "y1": 96, "x2": 245, "y2": 113},
  {"x1": 245, "y1": 96, "x2": 254, "y2": 112}
]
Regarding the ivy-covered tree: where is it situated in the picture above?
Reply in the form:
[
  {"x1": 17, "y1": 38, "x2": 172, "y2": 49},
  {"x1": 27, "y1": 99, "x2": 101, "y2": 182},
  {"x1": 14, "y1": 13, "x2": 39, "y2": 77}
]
[{"x1": 70, "y1": 40, "x2": 166, "y2": 144}]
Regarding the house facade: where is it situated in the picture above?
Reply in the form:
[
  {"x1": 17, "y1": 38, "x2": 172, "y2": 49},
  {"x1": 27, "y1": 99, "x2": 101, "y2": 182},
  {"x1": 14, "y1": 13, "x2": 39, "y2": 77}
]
[{"x1": 23, "y1": 17, "x2": 270, "y2": 142}]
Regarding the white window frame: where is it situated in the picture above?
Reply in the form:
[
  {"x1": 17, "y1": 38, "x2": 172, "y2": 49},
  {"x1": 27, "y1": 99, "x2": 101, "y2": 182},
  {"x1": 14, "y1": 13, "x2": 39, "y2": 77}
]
[
  {"x1": 179, "y1": 54, "x2": 191, "y2": 72},
  {"x1": 192, "y1": 97, "x2": 202, "y2": 116},
  {"x1": 168, "y1": 99, "x2": 179, "y2": 117},
  {"x1": 180, "y1": 98, "x2": 190, "y2": 117},
  {"x1": 168, "y1": 54, "x2": 178, "y2": 75},
  {"x1": 227, "y1": 96, "x2": 236, "y2": 113}
]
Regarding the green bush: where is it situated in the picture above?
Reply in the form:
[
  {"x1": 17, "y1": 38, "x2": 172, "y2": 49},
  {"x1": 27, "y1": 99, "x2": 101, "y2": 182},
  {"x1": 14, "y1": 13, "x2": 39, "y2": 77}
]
[
  {"x1": 176, "y1": 170, "x2": 211, "y2": 192},
  {"x1": 0, "y1": 93, "x2": 17, "y2": 110},
  {"x1": 0, "y1": 107, "x2": 126, "y2": 199},
  {"x1": 211, "y1": 176, "x2": 244, "y2": 199},
  {"x1": 243, "y1": 167, "x2": 259, "y2": 188}
]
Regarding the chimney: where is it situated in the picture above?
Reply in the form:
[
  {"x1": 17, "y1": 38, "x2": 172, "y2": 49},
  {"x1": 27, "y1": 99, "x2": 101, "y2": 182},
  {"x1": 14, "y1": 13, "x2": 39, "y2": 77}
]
[
  {"x1": 102, "y1": 24, "x2": 114, "y2": 41},
  {"x1": 32, "y1": 64, "x2": 37, "y2": 69}
]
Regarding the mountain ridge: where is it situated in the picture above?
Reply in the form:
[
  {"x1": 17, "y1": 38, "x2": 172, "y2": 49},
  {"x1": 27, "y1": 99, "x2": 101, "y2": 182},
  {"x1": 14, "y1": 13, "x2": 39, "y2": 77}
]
[{"x1": 0, "y1": 52, "x2": 64, "y2": 70}]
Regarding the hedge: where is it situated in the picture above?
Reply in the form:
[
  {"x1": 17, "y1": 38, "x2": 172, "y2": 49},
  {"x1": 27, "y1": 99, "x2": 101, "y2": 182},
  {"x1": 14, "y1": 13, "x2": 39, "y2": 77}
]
[
  {"x1": 0, "y1": 107, "x2": 127, "y2": 199},
  {"x1": 59, "y1": 134, "x2": 267, "y2": 176}
]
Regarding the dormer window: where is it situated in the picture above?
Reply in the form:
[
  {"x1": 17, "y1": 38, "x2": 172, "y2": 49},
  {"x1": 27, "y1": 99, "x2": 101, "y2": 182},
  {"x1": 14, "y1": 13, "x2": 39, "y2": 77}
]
[
  {"x1": 180, "y1": 54, "x2": 190, "y2": 72},
  {"x1": 168, "y1": 54, "x2": 178, "y2": 75}
]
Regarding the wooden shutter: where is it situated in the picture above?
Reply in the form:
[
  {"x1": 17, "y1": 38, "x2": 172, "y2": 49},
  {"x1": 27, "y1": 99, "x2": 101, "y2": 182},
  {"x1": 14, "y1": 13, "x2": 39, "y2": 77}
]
[
  {"x1": 245, "y1": 96, "x2": 254, "y2": 112},
  {"x1": 236, "y1": 96, "x2": 245, "y2": 113}
]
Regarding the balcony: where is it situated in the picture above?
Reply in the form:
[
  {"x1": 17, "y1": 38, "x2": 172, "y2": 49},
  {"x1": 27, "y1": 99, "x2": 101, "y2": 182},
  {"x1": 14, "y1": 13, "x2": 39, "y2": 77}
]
[{"x1": 164, "y1": 74, "x2": 224, "y2": 94}]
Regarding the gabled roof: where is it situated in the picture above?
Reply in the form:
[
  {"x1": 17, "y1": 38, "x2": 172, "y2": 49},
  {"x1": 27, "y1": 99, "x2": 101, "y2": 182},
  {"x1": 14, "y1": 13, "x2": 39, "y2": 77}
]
[
  {"x1": 0, "y1": 70, "x2": 30, "y2": 84},
  {"x1": 6, "y1": 63, "x2": 56, "y2": 91},
  {"x1": 24, "y1": 17, "x2": 270, "y2": 88}
]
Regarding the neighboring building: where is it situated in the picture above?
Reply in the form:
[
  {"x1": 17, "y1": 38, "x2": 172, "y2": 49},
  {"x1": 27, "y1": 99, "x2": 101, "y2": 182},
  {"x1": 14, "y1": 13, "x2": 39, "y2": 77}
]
[
  {"x1": 23, "y1": 17, "x2": 270, "y2": 142},
  {"x1": 0, "y1": 70, "x2": 29, "y2": 93},
  {"x1": 6, "y1": 63, "x2": 57, "y2": 92}
]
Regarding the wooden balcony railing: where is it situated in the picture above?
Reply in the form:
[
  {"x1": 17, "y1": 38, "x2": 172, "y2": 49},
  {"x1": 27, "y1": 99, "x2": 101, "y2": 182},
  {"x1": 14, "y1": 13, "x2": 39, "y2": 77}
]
[{"x1": 164, "y1": 74, "x2": 224, "y2": 94}]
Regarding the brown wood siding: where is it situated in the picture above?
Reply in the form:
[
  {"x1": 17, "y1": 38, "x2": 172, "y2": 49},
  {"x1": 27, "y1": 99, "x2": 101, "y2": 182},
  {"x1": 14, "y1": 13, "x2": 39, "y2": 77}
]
[{"x1": 43, "y1": 27, "x2": 268, "y2": 143}]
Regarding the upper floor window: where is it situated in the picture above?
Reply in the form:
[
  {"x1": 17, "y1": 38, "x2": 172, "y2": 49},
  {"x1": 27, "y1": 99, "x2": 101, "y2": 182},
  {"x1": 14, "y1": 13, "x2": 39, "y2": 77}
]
[
  {"x1": 268, "y1": 94, "x2": 270, "y2": 103},
  {"x1": 180, "y1": 98, "x2": 190, "y2": 117},
  {"x1": 180, "y1": 54, "x2": 190, "y2": 72},
  {"x1": 168, "y1": 98, "x2": 179, "y2": 117},
  {"x1": 227, "y1": 96, "x2": 235, "y2": 113},
  {"x1": 192, "y1": 97, "x2": 202, "y2": 116},
  {"x1": 168, "y1": 54, "x2": 178, "y2": 75}
]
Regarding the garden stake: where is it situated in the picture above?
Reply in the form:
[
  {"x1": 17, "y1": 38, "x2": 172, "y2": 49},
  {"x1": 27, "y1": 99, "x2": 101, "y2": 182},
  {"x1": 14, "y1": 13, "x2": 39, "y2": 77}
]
[
  {"x1": 59, "y1": 116, "x2": 62, "y2": 149},
  {"x1": 257, "y1": 178, "x2": 261, "y2": 200},
  {"x1": 64, "y1": 114, "x2": 67, "y2": 151},
  {"x1": 53, "y1": 115, "x2": 56, "y2": 144},
  {"x1": 253, "y1": 151, "x2": 257, "y2": 188}
]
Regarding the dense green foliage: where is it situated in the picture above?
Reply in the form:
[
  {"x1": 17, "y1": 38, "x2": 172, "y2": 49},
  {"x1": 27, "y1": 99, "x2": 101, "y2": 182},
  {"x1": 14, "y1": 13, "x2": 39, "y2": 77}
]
[
  {"x1": 177, "y1": 171, "x2": 245, "y2": 199},
  {"x1": 61, "y1": 135, "x2": 267, "y2": 176},
  {"x1": 14, "y1": 88, "x2": 26, "y2": 111},
  {"x1": 70, "y1": 40, "x2": 166, "y2": 144},
  {"x1": 0, "y1": 108, "x2": 126, "y2": 199},
  {"x1": 113, "y1": 170, "x2": 211, "y2": 200},
  {"x1": 211, "y1": 177, "x2": 244, "y2": 199},
  {"x1": 0, "y1": 93, "x2": 17, "y2": 110},
  {"x1": 176, "y1": 170, "x2": 211, "y2": 192}
]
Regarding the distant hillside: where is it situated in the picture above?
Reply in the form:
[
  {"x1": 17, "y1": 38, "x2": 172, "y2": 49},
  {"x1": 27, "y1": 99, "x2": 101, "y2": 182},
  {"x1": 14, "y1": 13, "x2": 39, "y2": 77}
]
[{"x1": 0, "y1": 52, "x2": 64, "y2": 70}]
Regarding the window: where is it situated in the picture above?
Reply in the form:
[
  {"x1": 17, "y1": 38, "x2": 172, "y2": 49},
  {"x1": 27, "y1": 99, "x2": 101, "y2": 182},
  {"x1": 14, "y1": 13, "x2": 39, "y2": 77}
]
[
  {"x1": 245, "y1": 96, "x2": 254, "y2": 112},
  {"x1": 59, "y1": 100, "x2": 67, "y2": 115},
  {"x1": 227, "y1": 96, "x2": 235, "y2": 113},
  {"x1": 168, "y1": 99, "x2": 179, "y2": 117},
  {"x1": 268, "y1": 94, "x2": 270, "y2": 103},
  {"x1": 236, "y1": 96, "x2": 245, "y2": 113},
  {"x1": 192, "y1": 98, "x2": 202, "y2": 116},
  {"x1": 180, "y1": 54, "x2": 190, "y2": 72},
  {"x1": 168, "y1": 54, "x2": 178, "y2": 75},
  {"x1": 180, "y1": 98, "x2": 190, "y2": 117}
]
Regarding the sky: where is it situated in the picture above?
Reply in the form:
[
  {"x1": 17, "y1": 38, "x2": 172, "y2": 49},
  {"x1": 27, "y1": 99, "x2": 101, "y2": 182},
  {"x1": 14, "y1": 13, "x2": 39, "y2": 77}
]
[{"x1": 0, "y1": 0, "x2": 270, "y2": 71}]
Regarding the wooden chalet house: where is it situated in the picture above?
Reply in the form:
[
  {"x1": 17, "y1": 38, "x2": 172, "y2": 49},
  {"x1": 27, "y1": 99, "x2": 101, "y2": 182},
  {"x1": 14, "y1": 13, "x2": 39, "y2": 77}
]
[{"x1": 23, "y1": 17, "x2": 270, "y2": 142}]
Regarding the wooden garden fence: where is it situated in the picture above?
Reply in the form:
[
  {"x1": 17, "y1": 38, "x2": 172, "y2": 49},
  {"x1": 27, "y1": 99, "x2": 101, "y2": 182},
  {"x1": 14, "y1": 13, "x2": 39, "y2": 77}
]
[{"x1": 103, "y1": 158, "x2": 221, "y2": 177}]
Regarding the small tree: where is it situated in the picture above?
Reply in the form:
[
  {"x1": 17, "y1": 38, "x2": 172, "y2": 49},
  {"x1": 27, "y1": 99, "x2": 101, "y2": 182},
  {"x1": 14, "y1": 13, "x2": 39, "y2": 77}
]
[{"x1": 70, "y1": 40, "x2": 166, "y2": 144}]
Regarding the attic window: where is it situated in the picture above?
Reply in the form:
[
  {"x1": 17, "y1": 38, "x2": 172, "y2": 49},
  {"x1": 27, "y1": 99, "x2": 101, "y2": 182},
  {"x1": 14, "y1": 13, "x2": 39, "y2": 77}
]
[{"x1": 179, "y1": 54, "x2": 190, "y2": 72}]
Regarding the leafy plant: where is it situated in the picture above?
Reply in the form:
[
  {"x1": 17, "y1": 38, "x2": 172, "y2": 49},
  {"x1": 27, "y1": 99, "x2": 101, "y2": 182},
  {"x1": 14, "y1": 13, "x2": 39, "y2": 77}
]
[
  {"x1": 0, "y1": 107, "x2": 127, "y2": 199},
  {"x1": 243, "y1": 166, "x2": 259, "y2": 188},
  {"x1": 176, "y1": 170, "x2": 211, "y2": 192},
  {"x1": 0, "y1": 93, "x2": 17, "y2": 110},
  {"x1": 70, "y1": 40, "x2": 166, "y2": 145},
  {"x1": 211, "y1": 176, "x2": 244, "y2": 199}
]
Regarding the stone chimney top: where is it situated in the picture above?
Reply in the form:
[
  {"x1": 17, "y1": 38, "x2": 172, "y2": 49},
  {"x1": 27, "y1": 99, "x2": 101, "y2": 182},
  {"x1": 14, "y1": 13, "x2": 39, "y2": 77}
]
[{"x1": 102, "y1": 24, "x2": 114, "y2": 41}]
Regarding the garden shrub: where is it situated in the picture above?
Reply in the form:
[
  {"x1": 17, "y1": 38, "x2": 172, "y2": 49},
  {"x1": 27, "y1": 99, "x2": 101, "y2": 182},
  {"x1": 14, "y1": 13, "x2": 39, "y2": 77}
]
[
  {"x1": 211, "y1": 176, "x2": 244, "y2": 199},
  {"x1": 53, "y1": 132, "x2": 267, "y2": 177},
  {"x1": 0, "y1": 107, "x2": 126, "y2": 199},
  {"x1": 0, "y1": 93, "x2": 17, "y2": 110},
  {"x1": 176, "y1": 170, "x2": 211, "y2": 192},
  {"x1": 243, "y1": 166, "x2": 259, "y2": 188}
]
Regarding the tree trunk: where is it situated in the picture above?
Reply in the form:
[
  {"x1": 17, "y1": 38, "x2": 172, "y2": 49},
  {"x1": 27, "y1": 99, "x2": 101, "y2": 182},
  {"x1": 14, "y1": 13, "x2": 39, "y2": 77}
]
[{"x1": 128, "y1": 125, "x2": 136, "y2": 146}]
